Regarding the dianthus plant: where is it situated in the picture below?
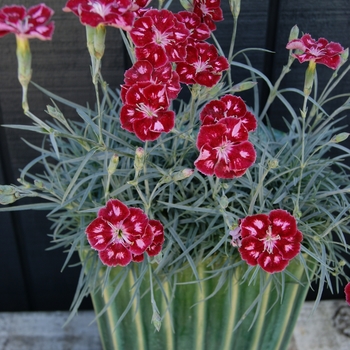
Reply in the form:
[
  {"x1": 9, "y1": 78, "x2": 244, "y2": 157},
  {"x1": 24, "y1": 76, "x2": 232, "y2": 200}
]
[{"x1": 1, "y1": 0, "x2": 350, "y2": 331}]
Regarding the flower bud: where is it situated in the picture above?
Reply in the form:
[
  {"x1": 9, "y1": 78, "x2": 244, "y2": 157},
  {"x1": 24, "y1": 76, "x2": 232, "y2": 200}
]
[
  {"x1": 46, "y1": 104, "x2": 65, "y2": 122},
  {"x1": 134, "y1": 147, "x2": 145, "y2": 172},
  {"x1": 341, "y1": 48, "x2": 349, "y2": 64},
  {"x1": 0, "y1": 185, "x2": 23, "y2": 205},
  {"x1": 268, "y1": 159, "x2": 279, "y2": 169},
  {"x1": 34, "y1": 180, "x2": 44, "y2": 189},
  {"x1": 339, "y1": 260, "x2": 346, "y2": 267},
  {"x1": 229, "y1": 0, "x2": 241, "y2": 19},
  {"x1": 230, "y1": 81, "x2": 257, "y2": 93},
  {"x1": 332, "y1": 132, "x2": 350, "y2": 143},
  {"x1": 172, "y1": 168, "x2": 194, "y2": 182},
  {"x1": 107, "y1": 154, "x2": 119, "y2": 175},
  {"x1": 219, "y1": 195, "x2": 229, "y2": 209},
  {"x1": 151, "y1": 309, "x2": 161, "y2": 332},
  {"x1": 288, "y1": 25, "x2": 299, "y2": 42}
]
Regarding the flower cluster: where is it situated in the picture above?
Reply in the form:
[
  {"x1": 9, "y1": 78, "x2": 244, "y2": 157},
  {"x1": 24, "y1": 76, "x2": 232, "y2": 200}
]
[
  {"x1": 120, "y1": 3, "x2": 229, "y2": 141},
  {"x1": 0, "y1": 3, "x2": 54, "y2": 40},
  {"x1": 232, "y1": 210, "x2": 303, "y2": 273},
  {"x1": 286, "y1": 33, "x2": 344, "y2": 70},
  {"x1": 2, "y1": 0, "x2": 350, "y2": 330},
  {"x1": 63, "y1": 0, "x2": 150, "y2": 31},
  {"x1": 195, "y1": 95, "x2": 257, "y2": 178},
  {"x1": 86, "y1": 199, "x2": 164, "y2": 266}
]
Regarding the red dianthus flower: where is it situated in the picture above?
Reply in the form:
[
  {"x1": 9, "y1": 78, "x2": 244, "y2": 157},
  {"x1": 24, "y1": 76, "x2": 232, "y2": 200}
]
[
  {"x1": 0, "y1": 4, "x2": 54, "y2": 40},
  {"x1": 85, "y1": 199, "x2": 156, "y2": 267},
  {"x1": 238, "y1": 210, "x2": 303, "y2": 273},
  {"x1": 121, "y1": 60, "x2": 181, "y2": 102},
  {"x1": 176, "y1": 41, "x2": 229, "y2": 87},
  {"x1": 63, "y1": 0, "x2": 136, "y2": 31},
  {"x1": 195, "y1": 117, "x2": 256, "y2": 178},
  {"x1": 120, "y1": 83, "x2": 175, "y2": 141},
  {"x1": 130, "y1": 9, "x2": 190, "y2": 67},
  {"x1": 345, "y1": 282, "x2": 350, "y2": 306},
  {"x1": 200, "y1": 95, "x2": 257, "y2": 132},
  {"x1": 286, "y1": 33, "x2": 344, "y2": 70},
  {"x1": 192, "y1": 0, "x2": 223, "y2": 31}
]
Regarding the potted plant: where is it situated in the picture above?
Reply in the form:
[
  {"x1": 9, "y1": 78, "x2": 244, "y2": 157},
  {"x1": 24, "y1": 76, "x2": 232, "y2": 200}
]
[{"x1": 1, "y1": 1, "x2": 350, "y2": 349}]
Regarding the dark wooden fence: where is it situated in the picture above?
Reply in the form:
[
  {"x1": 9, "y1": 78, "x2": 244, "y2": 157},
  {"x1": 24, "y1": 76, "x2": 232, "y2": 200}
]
[{"x1": 0, "y1": 0, "x2": 349, "y2": 311}]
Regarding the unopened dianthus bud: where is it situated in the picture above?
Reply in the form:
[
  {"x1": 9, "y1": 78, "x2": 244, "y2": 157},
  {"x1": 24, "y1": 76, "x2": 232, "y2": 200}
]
[
  {"x1": 0, "y1": 185, "x2": 18, "y2": 205},
  {"x1": 229, "y1": 0, "x2": 241, "y2": 19},
  {"x1": 230, "y1": 81, "x2": 257, "y2": 93},
  {"x1": 134, "y1": 147, "x2": 145, "y2": 172},
  {"x1": 332, "y1": 132, "x2": 349, "y2": 143},
  {"x1": 341, "y1": 48, "x2": 349, "y2": 65},
  {"x1": 34, "y1": 180, "x2": 44, "y2": 189},
  {"x1": 0, "y1": 185, "x2": 34, "y2": 205},
  {"x1": 151, "y1": 310, "x2": 161, "y2": 332},
  {"x1": 268, "y1": 159, "x2": 279, "y2": 169},
  {"x1": 219, "y1": 195, "x2": 229, "y2": 209},
  {"x1": 288, "y1": 25, "x2": 299, "y2": 42},
  {"x1": 107, "y1": 154, "x2": 119, "y2": 175},
  {"x1": 172, "y1": 168, "x2": 194, "y2": 182},
  {"x1": 46, "y1": 104, "x2": 64, "y2": 122}
]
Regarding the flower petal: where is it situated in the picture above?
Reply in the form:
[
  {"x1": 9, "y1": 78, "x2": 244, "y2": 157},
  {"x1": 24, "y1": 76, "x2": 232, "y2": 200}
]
[
  {"x1": 85, "y1": 217, "x2": 113, "y2": 251},
  {"x1": 99, "y1": 242, "x2": 132, "y2": 266}
]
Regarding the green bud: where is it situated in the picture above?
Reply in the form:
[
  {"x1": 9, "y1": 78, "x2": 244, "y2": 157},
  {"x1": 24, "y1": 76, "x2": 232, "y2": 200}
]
[
  {"x1": 134, "y1": 147, "x2": 145, "y2": 173},
  {"x1": 313, "y1": 235, "x2": 320, "y2": 242},
  {"x1": 230, "y1": 81, "x2": 257, "y2": 93},
  {"x1": 46, "y1": 104, "x2": 65, "y2": 122},
  {"x1": 288, "y1": 25, "x2": 299, "y2": 42},
  {"x1": 151, "y1": 310, "x2": 162, "y2": 332},
  {"x1": 172, "y1": 168, "x2": 194, "y2": 182},
  {"x1": 107, "y1": 154, "x2": 119, "y2": 175},
  {"x1": 229, "y1": 0, "x2": 241, "y2": 19},
  {"x1": 220, "y1": 195, "x2": 229, "y2": 209},
  {"x1": 332, "y1": 132, "x2": 350, "y2": 143},
  {"x1": 340, "y1": 48, "x2": 349, "y2": 66},
  {"x1": 339, "y1": 260, "x2": 346, "y2": 267},
  {"x1": 268, "y1": 159, "x2": 279, "y2": 169},
  {"x1": 0, "y1": 185, "x2": 35, "y2": 205},
  {"x1": 34, "y1": 180, "x2": 44, "y2": 189}
]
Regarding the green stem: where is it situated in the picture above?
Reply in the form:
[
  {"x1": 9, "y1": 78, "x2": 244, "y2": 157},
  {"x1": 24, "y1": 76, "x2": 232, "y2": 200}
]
[
  {"x1": 227, "y1": 9, "x2": 239, "y2": 87},
  {"x1": 259, "y1": 56, "x2": 295, "y2": 120},
  {"x1": 294, "y1": 94, "x2": 308, "y2": 218}
]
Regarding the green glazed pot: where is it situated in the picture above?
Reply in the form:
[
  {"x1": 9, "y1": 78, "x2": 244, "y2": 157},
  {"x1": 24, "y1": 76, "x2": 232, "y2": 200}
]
[{"x1": 90, "y1": 257, "x2": 313, "y2": 350}]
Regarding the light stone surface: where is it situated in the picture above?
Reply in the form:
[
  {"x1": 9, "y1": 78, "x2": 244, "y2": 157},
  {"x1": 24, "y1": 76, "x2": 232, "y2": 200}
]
[{"x1": 0, "y1": 301, "x2": 349, "y2": 349}]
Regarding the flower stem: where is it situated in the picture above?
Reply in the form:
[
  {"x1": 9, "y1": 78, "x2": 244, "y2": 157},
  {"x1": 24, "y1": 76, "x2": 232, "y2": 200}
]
[{"x1": 259, "y1": 55, "x2": 295, "y2": 120}]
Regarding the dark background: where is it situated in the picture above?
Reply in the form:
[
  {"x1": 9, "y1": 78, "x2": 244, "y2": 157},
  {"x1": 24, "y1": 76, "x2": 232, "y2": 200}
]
[{"x1": 0, "y1": 0, "x2": 349, "y2": 311}]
